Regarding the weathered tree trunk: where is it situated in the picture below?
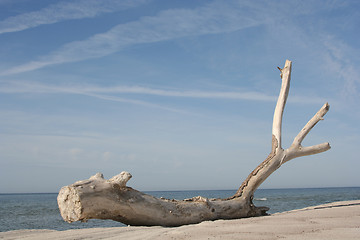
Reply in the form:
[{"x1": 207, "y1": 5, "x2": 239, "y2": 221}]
[{"x1": 57, "y1": 60, "x2": 331, "y2": 227}]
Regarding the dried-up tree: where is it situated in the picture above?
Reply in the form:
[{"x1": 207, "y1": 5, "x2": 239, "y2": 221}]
[{"x1": 57, "y1": 60, "x2": 330, "y2": 227}]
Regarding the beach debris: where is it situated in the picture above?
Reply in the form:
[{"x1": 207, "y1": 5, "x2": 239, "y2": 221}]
[{"x1": 58, "y1": 60, "x2": 330, "y2": 227}]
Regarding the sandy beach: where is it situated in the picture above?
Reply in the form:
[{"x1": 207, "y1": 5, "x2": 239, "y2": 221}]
[{"x1": 1, "y1": 200, "x2": 359, "y2": 240}]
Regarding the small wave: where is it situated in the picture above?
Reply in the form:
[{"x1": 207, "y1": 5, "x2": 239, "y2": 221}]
[{"x1": 254, "y1": 198, "x2": 267, "y2": 201}]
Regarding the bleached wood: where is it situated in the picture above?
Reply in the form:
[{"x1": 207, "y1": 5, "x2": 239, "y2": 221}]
[
  {"x1": 272, "y1": 59, "x2": 292, "y2": 148},
  {"x1": 58, "y1": 60, "x2": 331, "y2": 227},
  {"x1": 292, "y1": 103, "x2": 330, "y2": 148},
  {"x1": 58, "y1": 172, "x2": 268, "y2": 227},
  {"x1": 284, "y1": 103, "x2": 331, "y2": 162}
]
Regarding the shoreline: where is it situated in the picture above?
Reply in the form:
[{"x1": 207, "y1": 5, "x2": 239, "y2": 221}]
[{"x1": 1, "y1": 200, "x2": 359, "y2": 239}]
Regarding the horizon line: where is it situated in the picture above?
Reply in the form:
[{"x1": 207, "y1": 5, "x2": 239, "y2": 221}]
[{"x1": 1, "y1": 186, "x2": 359, "y2": 195}]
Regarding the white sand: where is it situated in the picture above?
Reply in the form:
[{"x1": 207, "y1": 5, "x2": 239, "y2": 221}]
[{"x1": 1, "y1": 200, "x2": 359, "y2": 240}]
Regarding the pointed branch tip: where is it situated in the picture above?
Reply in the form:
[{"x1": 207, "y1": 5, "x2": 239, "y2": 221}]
[{"x1": 325, "y1": 102, "x2": 330, "y2": 110}]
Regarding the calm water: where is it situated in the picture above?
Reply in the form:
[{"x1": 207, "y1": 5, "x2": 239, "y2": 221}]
[{"x1": 0, "y1": 187, "x2": 359, "y2": 232}]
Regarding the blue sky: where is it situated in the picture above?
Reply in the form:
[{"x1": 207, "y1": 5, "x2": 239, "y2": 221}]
[{"x1": 0, "y1": 0, "x2": 359, "y2": 193}]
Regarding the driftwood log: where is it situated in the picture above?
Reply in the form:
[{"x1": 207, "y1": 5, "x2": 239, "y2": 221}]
[{"x1": 57, "y1": 60, "x2": 330, "y2": 226}]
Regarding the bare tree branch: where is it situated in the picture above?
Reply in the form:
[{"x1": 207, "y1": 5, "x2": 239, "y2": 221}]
[
  {"x1": 272, "y1": 59, "x2": 292, "y2": 149},
  {"x1": 58, "y1": 60, "x2": 331, "y2": 227},
  {"x1": 292, "y1": 103, "x2": 330, "y2": 147}
]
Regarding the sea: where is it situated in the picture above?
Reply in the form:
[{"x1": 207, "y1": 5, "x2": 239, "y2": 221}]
[{"x1": 0, "y1": 187, "x2": 359, "y2": 232}]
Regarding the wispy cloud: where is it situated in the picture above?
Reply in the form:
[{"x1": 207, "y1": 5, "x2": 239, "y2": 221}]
[
  {"x1": 257, "y1": 1, "x2": 359, "y2": 106},
  {"x1": 0, "y1": 80, "x2": 329, "y2": 106},
  {"x1": 83, "y1": 92, "x2": 192, "y2": 114},
  {"x1": 1, "y1": 1, "x2": 264, "y2": 75},
  {"x1": 321, "y1": 36, "x2": 360, "y2": 99},
  {"x1": 0, "y1": 0, "x2": 149, "y2": 34}
]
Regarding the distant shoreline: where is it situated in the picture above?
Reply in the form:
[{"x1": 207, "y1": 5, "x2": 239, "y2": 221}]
[{"x1": 1, "y1": 200, "x2": 359, "y2": 239}]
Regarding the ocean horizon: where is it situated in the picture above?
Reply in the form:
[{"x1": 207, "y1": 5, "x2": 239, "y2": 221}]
[
  {"x1": 2, "y1": 186, "x2": 360, "y2": 195},
  {"x1": 1, "y1": 187, "x2": 359, "y2": 232}
]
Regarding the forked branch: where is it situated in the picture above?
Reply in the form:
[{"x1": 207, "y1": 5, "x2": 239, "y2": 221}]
[
  {"x1": 58, "y1": 60, "x2": 331, "y2": 227},
  {"x1": 284, "y1": 103, "x2": 331, "y2": 162},
  {"x1": 232, "y1": 59, "x2": 330, "y2": 200}
]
